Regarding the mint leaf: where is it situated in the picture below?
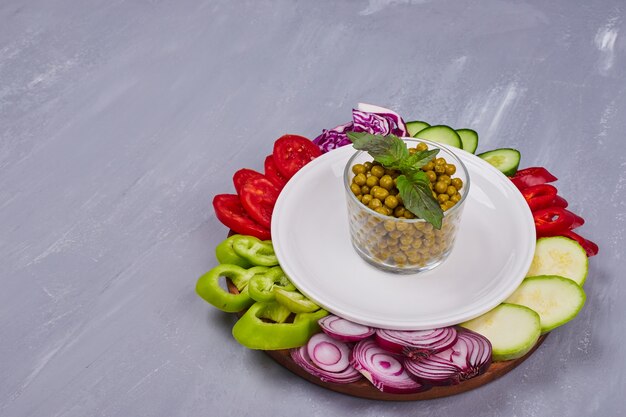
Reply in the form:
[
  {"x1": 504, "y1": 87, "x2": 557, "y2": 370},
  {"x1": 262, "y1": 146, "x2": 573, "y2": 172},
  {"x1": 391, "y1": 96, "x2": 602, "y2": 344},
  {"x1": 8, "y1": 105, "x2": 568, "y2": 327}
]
[
  {"x1": 348, "y1": 132, "x2": 446, "y2": 229},
  {"x1": 347, "y1": 132, "x2": 408, "y2": 168},
  {"x1": 399, "y1": 149, "x2": 439, "y2": 172},
  {"x1": 396, "y1": 172, "x2": 444, "y2": 229}
]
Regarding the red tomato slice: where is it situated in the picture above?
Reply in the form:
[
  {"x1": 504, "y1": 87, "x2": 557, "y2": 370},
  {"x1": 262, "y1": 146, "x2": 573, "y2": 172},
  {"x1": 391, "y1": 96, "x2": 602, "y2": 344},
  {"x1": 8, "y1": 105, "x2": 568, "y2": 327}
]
[
  {"x1": 273, "y1": 134, "x2": 321, "y2": 179},
  {"x1": 233, "y1": 168, "x2": 265, "y2": 196},
  {"x1": 213, "y1": 194, "x2": 271, "y2": 240},
  {"x1": 264, "y1": 155, "x2": 288, "y2": 190},
  {"x1": 240, "y1": 177, "x2": 280, "y2": 229}
]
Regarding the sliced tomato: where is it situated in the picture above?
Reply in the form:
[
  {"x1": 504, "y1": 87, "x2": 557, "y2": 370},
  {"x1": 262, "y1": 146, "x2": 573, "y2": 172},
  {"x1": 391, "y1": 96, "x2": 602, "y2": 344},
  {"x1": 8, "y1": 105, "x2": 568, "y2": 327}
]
[
  {"x1": 233, "y1": 168, "x2": 265, "y2": 196},
  {"x1": 264, "y1": 155, "x2": 288, "y2": 190},
  {"x1": 273, "y1": 134, "x2": 321, "y2": 179},
  {"x1": 213, "y1": 194, "x2": 271, "y2": 240},
  {"x1": 240, "y1": 177, "x2": 280, "y2": 229}
]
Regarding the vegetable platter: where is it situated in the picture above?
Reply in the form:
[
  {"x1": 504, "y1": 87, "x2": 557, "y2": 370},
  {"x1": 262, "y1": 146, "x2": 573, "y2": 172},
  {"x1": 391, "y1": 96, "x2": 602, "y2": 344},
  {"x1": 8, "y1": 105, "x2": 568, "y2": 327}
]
[{"x1": 196, "y1": 103, "x2": 598, "y2": 400}]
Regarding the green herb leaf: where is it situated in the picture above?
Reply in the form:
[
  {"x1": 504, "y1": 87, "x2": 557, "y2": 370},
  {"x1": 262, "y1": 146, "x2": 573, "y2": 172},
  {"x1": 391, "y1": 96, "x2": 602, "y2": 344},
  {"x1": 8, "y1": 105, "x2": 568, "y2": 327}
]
[
  {"x1": 399, "y1": 149, "x2": 439, "y2": 172},
  {"x1": 348, "y1": 132, "x2": 446, "y2": 229},
  {"x1": 396, "y1": 172, "x2": 444, "y2": 229},
  {"x1": 347, "y1": 132, "x2": 408, "y2": 168}
]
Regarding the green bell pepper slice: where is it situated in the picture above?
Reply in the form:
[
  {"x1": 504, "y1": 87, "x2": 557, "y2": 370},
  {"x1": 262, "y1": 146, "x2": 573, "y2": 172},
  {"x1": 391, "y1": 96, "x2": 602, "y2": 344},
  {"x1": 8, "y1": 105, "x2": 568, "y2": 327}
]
[
  {"x1": 232, "y1": 302, "x2": 328, "y2": 350},
  {"x1": 274, "y1": 288, "x2": 320, "y2": 313},
  {"x1": 236, "y1": 266, "x2": 270, "y2": 291},
  {"x1": 232, "y1": 236, "x2": 278, "y2": 267},
  {"x1": 215, "y1": 235, "x2": 253, "y2": 268},
  {"x1": 196, "y1": 264, "x2": 255, "y2": 312},
  {"x1": 248, "y1": 266, "x2": 296, "y2": 302}
]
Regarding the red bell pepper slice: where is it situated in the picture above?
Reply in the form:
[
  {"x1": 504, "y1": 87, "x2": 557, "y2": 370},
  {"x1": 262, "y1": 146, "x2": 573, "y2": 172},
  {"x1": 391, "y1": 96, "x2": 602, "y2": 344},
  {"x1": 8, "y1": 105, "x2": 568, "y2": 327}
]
[
  {"x1": 553, "y1": 195, "x2": 568, "y2": 208},
  {"x1": 533, "y1": 207, "x2": 580, "y2": 238},
  {"x1": 561, "y1": 230, "x2": 599, "y2": 257},
  {"x1": 511, "y1": 167, "x2": 558, "y2": 190},
  {"x1": 521, "y1": 184, "x2": 558, "y2": 212}
]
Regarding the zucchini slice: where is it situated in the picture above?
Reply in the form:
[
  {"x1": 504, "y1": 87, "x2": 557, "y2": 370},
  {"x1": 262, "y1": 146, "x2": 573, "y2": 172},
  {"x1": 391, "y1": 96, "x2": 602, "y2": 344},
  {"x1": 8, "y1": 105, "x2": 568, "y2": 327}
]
[
  {"x1": 414, "y1": 125, "x2": 462, "y2": 149},
  {"x1": 526, "y1": 236, "x2": 589, "y2": 286},
  {"x1": 505, "y1": 275, "x2": 586, "y2": 334},
  {"x1": 406, "y1": 121, "x2": 430, "y2": 137},
  {"x1": 461, "y1": 303, "x2": 541, "y2": 361},
  {"x1": 456, "y1": 129, "x2": 479, "y2": 154},
  {"x1": 477, "y1": 148, "x2": 520, "y2": 176}
]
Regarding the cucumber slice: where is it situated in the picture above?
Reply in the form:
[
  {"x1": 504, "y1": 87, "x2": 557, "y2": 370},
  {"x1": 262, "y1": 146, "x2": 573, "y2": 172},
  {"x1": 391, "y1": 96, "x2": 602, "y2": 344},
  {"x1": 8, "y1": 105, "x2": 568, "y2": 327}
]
[
  {"x1": 461, "y1": 303, "x2": 541, "y2": 361},
  {"x1": 526, "y1": 236, "x2": 589, "y2": 286},
  {"x1": 456, "y1": 129, "x2": 479, "y2": 154},
  {"x1": 506, "y1": 275, "x2": 586, "y2": 333},
  {"x1": 406, "y1": 121, "x2": 430, "y2": 137},
  {"x1": 477, "y1": 148, "x2": 520, "y2": 176},
  {"x1": 414, "y1": 125, "x2": 462, "y2": 149}
]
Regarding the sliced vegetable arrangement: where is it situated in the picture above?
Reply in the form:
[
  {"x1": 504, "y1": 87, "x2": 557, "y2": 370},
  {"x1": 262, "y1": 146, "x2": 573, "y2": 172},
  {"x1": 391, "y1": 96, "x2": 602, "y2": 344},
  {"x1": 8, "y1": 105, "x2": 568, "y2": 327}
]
[
  {"x1": 291, "y1": 315, "x2": 492, "y2": 393},
  {"x1": 510, "y1": 167, "x2": 598, "y2": 257},
  {"x1": 212, "y1": 135, "x2": 321, "y2": 240},
  {"x1": 196, "y1": 234, "x2": 328, "y2": 350},
  {"x1": 197, "y1": 103, "x2": 599, "y2": 399}
]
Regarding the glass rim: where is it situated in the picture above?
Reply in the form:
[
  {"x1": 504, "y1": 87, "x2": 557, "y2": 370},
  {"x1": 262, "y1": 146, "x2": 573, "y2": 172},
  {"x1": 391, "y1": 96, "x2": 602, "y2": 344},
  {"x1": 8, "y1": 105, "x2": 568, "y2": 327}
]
[{"x1": 342, "y1": 137, "x2": 471, "y2": 223}]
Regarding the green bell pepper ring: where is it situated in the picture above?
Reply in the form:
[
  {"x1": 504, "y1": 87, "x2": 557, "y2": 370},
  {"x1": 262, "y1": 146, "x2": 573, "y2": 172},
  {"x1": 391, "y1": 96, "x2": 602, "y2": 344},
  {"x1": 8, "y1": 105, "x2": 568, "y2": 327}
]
[
  {"x1": 257, "y1": 300, "x2": 291, "y2": 324},
  {"x1": 215, "y1": 235, "x2": 253, "y2": 268},
  {"x1": 232, "y1": 236, "x2": 278, "y2": 267},
  {"x1": 196, "y1": 264, "x2": 255, "y2": 312},
  {"x1": 238, "y1": 266, "x2": 269, "y2": 290},
  {"x1": 248, "y1": 266, "x2": 296, "y2": 302},
  {"x1": 274, "y1": 288, "x2": 320, "y2": 313},
  {"x1": 232, "y1": 302, "x2": 328, "y2": 350}
]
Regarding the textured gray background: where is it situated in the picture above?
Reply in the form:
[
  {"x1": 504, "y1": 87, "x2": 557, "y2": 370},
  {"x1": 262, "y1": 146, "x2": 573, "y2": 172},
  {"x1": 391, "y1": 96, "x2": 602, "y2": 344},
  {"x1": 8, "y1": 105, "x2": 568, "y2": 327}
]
[{"x1": 1, "y1": 0, "x2": 624, "y2": 416}]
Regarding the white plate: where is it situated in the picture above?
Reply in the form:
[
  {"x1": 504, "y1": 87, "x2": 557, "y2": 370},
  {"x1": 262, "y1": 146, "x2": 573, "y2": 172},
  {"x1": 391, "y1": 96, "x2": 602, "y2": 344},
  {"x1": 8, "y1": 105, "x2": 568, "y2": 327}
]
[{"x1": 271, "y1": 145, "x2": 536, "y2": 330}]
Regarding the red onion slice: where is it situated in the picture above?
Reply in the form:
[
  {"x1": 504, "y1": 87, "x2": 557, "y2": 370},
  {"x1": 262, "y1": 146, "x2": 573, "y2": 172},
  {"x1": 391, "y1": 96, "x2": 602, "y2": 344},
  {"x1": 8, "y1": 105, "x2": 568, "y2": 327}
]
[
  {"x1": 376, "y1": 327, "x2": 458, "y2": 358},
  {"x1": 404, "y1": 328, "x2": 492, "y2": 386},
  {"x1": 306, "y1": 333, "x2": 352, "y2": 373},
  {"x1": 291, "y1": 345, "x2": 362, "y2": 384},
  {"x1": 318, "y1": 315, "x2": 375, "y2": 342},
  {"x1": 351, "y1": 339, "x2": 430, "y2": 394}
]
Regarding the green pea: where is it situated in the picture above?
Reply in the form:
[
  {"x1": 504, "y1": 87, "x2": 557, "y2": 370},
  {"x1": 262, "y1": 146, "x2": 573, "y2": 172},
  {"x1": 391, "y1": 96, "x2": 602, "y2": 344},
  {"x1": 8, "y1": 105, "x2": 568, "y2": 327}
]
[
  {"x1": 438, "y1": 175, "x2": 451, "y2": 185},
  {"x1": 445, "y1": 164, "x2": 456, "y2": 175},
  {"x1": 451, "y1": 178, "x2": 463, "y2": 190},
  {"x1": 352, "y1": 164, "x2": 367, "y2": 175},
  {"x1": 371, "y1": 165, "x2": 385, "y2": 178},
  {"x1": 366, "y1": 175, "x2": 379, "y2": 187},
  {"x1": 368, "y1": 198, "x2": 383, "y2": 210},
  {"x1": 384, "y1": 195, "x2": 399, "y2": 209},
  {"x1": 379, "y1": 175, "x2": 394, "y2": 190},
  {"x1": 373, "y1": 188, "x2": 389, "y2": 201},
  {"x1": 434, "y1": 181, "x2": 447, "y2": 194},
  {"x1": 354, "y1": 173, "x2": 367, "y2": 186}
]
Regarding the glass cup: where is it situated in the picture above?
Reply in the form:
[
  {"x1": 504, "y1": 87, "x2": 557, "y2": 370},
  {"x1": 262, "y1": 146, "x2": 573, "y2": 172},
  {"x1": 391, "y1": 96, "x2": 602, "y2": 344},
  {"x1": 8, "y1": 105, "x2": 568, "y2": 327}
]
[{"x1": 343, "y1": 138, "x2": 470, "y2": 274}]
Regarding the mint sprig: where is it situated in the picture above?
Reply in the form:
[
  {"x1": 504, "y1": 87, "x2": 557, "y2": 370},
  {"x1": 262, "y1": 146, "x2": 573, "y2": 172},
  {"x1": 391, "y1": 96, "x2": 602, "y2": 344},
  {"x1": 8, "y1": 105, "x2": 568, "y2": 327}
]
[{"x1": 347, "y1": 132, "x2": 443, "y2": 229}]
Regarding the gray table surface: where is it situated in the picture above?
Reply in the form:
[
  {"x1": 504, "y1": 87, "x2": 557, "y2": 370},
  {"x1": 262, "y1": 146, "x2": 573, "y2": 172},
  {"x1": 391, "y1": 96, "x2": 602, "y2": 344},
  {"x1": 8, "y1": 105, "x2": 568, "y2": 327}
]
[{"x1": 1, "y1": 0, "x2": 624, "y2": 416}]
